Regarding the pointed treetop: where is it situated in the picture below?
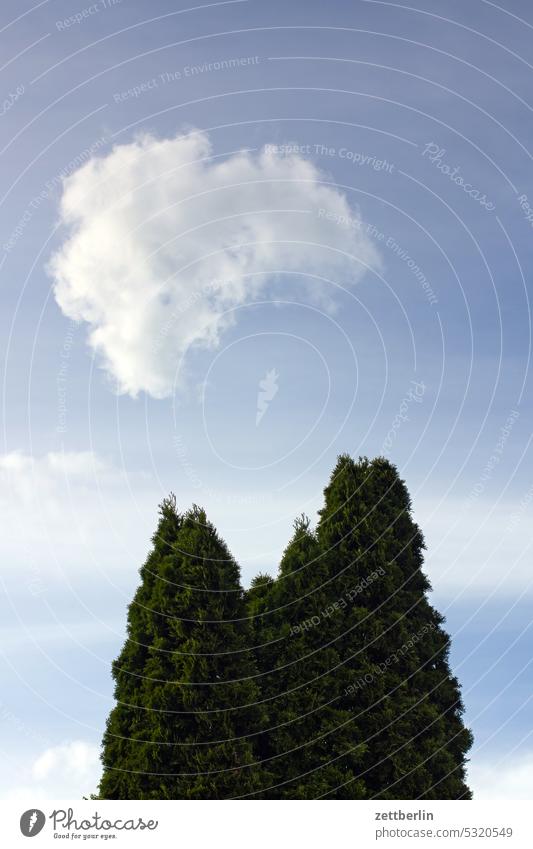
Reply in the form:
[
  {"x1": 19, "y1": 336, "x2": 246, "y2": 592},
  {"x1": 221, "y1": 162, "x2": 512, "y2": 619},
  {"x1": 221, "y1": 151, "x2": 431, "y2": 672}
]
[
  {"x1": 250, "y1": 572, "x2": 275, "y2": 590},
  {"x1": 186, "y1": 503, "x2": 208, "y2": 525},
  {"x1": 159, "y1": 491, "x2": 177, "y2": 516},
  {"x1": 292, "y1": 513, "x2": 311, "y2": 534}
]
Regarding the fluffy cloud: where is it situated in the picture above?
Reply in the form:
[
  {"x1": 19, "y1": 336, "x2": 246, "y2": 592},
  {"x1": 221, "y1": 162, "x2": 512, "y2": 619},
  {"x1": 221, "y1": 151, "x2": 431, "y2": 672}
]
[
  {"x1": 469, "y1": 751, "x2": 533, "y2": 799},
  {"x1": 49, "y1": 130, "x2": 380, "y2": 398},
  {"x1": 32, "y1": 740, "x2": 99, "y2": 785},
  {"x1": 3, "y1": 741, "x2": 101, "y2": 800}
]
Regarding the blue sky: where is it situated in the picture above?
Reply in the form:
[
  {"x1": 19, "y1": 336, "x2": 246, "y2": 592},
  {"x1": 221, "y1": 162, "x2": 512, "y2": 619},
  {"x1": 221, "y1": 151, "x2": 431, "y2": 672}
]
[{"x1": 0, "y1": 0, "x2": 532, "y2": 799}]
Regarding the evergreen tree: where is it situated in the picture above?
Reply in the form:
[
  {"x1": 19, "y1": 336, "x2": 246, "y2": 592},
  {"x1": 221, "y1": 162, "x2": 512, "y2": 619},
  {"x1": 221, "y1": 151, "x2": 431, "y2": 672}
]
[
  {"x1": 99, "y1": 457, "x2": 471, "y2": 800},
  {"x1": 248, "y1": 516, "x2": 368, "y2": 798},
  {"x1": 315, "y1": 455, "x2": 473, "y2": 799},
  {"x1": 99, "y1": 497, "x2": 266, "y2": 799}
]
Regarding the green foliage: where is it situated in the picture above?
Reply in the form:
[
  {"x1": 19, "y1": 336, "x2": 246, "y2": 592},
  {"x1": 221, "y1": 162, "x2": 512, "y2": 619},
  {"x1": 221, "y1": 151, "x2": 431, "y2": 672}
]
[
  {"x1": 99, "y1": 498, "x2": 265, "y2": 799},
  {"x1": 99, "y1": 458, "x2": 472, "y2": 800},
  {"x1": 314, "y1": 455, "x2": 473, "y2": 798},
  {"x1": 248, "y1": 515, "x2": 367, "y2": 798}
]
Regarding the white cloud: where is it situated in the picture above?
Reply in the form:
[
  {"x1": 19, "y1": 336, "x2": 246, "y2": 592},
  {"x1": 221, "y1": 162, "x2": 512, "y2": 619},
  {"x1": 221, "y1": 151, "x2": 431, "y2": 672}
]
[
  {"x1": 415, "y1": 497, "x2": 533, "y2": 597},
  {"x1": 3, "y1": 741, "x2": 100, "y2": 800},
  {"x1": 48, "y1": 129, "x2": 380, "y2": 398},
  {"x1": 0, "y1": 450, "x2": 153, "y2": 576},
  {"x1": 0, "y1": 450, "x2": 118, "y2": 503},
  {"x1": 0, "y1": 450, "x2": 122, "y2": 527},
  {"x1": 5, "y1": 743, "x2": 532, "y2": 801},
  {"x1": 32, "y1": 740, "x2": 99, "y2": 784},
  {"x1": 469, "y1": 751, "x2": 533, "y2": 799},
  {"x1": 0, "y1": 448, "x2": 309, "y2": 582}
]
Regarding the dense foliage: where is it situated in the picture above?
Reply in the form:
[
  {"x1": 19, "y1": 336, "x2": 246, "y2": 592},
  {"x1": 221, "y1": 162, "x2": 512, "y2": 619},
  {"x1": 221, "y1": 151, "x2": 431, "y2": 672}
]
[
  {"x1": 99, "y1": 458, "x2": 472, "y2": 799},
  {"x1": 99, "y1": 497, "x2": 265, "y2": 799}
]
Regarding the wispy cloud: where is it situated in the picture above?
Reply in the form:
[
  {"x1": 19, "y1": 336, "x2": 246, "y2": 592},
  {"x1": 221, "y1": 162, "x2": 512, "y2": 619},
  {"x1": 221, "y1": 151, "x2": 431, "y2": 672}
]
[
  {"x1": 416, "y1": 497, "x2": 533, "y2": 597},
  {"x1": 469, "y1": 751, "x2": 533, "y2": 799},
  {"x1": 0, "y1": 450, "x2": 152, "y2": 576}
]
